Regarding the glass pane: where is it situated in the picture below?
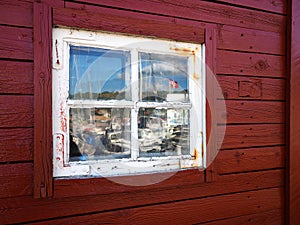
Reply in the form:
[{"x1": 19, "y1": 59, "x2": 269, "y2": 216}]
[
  {"x1": 69, "y1": 46, "x2": 131, "y2": 100},
  {"x1": 139, "y1": 52, "x2": 188, "y2": 102},
  {"x1": 69, "y1": 108, "x2": 131, "y2": 161},
  {"x1": 138, "y1": 108, "x2": 189, "y2": 157}
]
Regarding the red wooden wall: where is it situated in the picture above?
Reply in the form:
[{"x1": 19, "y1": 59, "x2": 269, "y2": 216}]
[{"x1": 0, "y1": 0, "x2": 288, "y2": 224}]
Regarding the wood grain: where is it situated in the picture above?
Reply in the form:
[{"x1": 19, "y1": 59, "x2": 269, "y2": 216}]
[
  {"x1": 0, "y1": 60, "x2": 33, "y2": 95},
  {"x1": 0, "y1": 128, "x2": 33, "y2": 162},
  {"x1": 215, "y1": 146, "x2": 284, "y2": 174},
  {"x1": 0, "y1": 25, "x2": 33, "y2": 60},
  {"x1": 217, "y1": 25, "x2": 285, "y2": 55},
  {"x1": 217, "y1": 75, "x2": 285, "y2": 101},
  {"x1": 217, "y1": 50, "x2": 285, "y2": 78}
]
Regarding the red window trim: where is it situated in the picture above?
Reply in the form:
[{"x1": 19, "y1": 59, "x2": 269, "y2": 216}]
[{"x1": 33, "y1": 2, "x2": 217, "y2": 198}]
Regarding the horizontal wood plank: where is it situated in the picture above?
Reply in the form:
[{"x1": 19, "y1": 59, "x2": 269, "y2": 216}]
[
  {"x1": 218, "y1": 100, "x2": 285, "y2": 124},
  {"x1": 0, "y1": 169, "x2": 283, "y2": 224},
  {"x1": 0, "y1": 163, "x2": 33, "y2": 198},
  {"x1": 0, "y1": 0, "x2": 33, "y2": 27},
  {"x1": 32, "y1": 188, "x2": 283, "y2": 225},
  {"x1": 0, "y1": 95, "x2": 33, "y2": 128},
  {"x1": 221, "y1": 124, "x2": 284, "y2": 149},
  {"x1": 0, "y1": 60, "x2": 33, "y2": 94},
  {"x1": 214, "y1": 0, "x2": 286, "y2": 14},
  {"x1": 215, "y1": 146, "x2": 285, "y2": 174},
  {"x1": 0, "y1": 25, "x2": 33, "y2": 60},
  {"x1": 217, "y1": 25, "x2": 285, "y2": 55},
  {"x1": 217, "y1": 50, "x2": 285, "y2": 78},
  {"x1": 53, "y1": 7, "x2": 205, "y2": 44},
  {"x1": 199, "y1": 209, "x2": 283, "y2": 225},
  {"x1": 65, "y1": 0, "x2": 285, "y2": 32},
  {"x1": 0, "y1": 128, "x2": 33, "y2": 162},
  {"x1": 217, "y1": 75, "x2": 285, "y2": 101}
]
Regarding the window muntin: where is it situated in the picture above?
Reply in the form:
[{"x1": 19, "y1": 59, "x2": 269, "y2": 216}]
[{"x1": 53, "y1": 28, "x2": 205, "y2": 177}]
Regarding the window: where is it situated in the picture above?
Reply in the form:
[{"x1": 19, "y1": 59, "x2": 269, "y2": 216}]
[{"x1": 53, "y1": 27, "x2": 206, "y2": 177}]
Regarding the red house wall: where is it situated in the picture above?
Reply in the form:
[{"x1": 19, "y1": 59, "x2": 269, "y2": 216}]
[{"x1": 0, "y1": 0, "x2": 287, "y2": 224}]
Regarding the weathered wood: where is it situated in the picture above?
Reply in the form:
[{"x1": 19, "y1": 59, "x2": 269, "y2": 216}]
[
  {"x1": 65, "y1": 0, "x2": 285, "y2": 32},
  {"x1": 221, "y1": 124, "x2": 284, "y2": 149},
  {"x1": 0, "y1": 60, "x2": 33, "y2": 95},
  {"x1": 0, "y1": 25, "x2": 33, "y2": 60},
  {"x1": 217, "y1": 50, "x2": 285, "y2": 78},
  {"x1": 217, "y1": 25, "x2": 285, "y2": 55},
  {"x1": 0, "y1": 95, "x2": 33, "y2": 128},
  {"x1": 215, "y1": 146, "x2": 285, "y2": 174},
  {"x1": 0, "y1": 0, "x2": 33, "y2": 27},
  {"x1": 30, "y1": 188, "x2": 283, "y2": 225},
  {"x1": 289, "y1": 0, "x2": 300, "y2": 224},
  {"x1": 0, "y1": 128, "x2": 33, "y2": 162},
  {"x1": 218, "y1": 100, "x2": 285, "y2": 124},
  {"x1": 0, "y1": 163, "x2": 33, "y2": 198},
  {"x1": 53, "y1": 7, "x2": 205, "y2": 44},
  {"x1": 33, "y1": 2, "x2": 53, "y2": 198},
  {"x1": 214, "y1": 0, "x2": 286, "y2": 14},
  {"x1": 200, "y1": 209, "x2": 283, "y2": 225},
  {"x1": 0, "y1": 169, "x2": 283, "y2": 224},
  {"x1": 217, "y1": 75, "x2": 285, "y2": 101}
]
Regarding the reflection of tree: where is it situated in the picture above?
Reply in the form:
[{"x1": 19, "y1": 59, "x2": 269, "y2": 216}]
[{"x1": 98, "y1": 91, "x2": 125, "y2": 100}]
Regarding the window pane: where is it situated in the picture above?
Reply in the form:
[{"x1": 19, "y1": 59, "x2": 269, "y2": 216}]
[
  {"x1": 69, "y1": 108, "x2": 131, "y2": 161},
  {"x1": 139, "y1": 52, "x2": 188, "y2": 102},
  {"x1": 138, "y1": 108, "x2": 189, "y2": 157},
  {"x1": 69, "y1": 46, "x2": 131, "y2": 100}
]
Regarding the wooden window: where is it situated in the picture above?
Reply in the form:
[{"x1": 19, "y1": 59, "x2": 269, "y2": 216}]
[
  {"x1": 52, "y1": 28, "x2": 205, "y2": 178},
  {"x1": 33, "y1": 2, "x2": 217, "y2": 198}
]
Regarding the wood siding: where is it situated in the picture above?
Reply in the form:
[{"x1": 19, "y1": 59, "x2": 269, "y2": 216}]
[{"x1": 0, "y1": 0, "x2": 287, "y2": 224}]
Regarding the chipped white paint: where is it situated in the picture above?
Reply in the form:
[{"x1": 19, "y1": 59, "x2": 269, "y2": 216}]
[{"x1": 52, "y1": 27, "x2": 206, "y2": 178}]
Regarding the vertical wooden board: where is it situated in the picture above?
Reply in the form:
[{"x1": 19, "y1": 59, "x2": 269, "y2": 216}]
[
  {"x1": 0, "y1": 0, "x2": 33, "y2": 27},
  {"x1": 214, "y1": 0, "x2": 286, "y2": 14},
  {"x1": 217, "y1": 50, "x2": 285, "y2": 78},
  {"x1": 217, "y1": 75, "x2": 285, "y2": 101},
  {"x1": 215, "y1": 146, "x2": 285, "y2": 174},
  {"x1": 0, "y1": 163, "x2": 33, "y2": 198},
  {"x1": 0, "y1": 61, "x2": 33, "y2": 95},
  {"x1": 31, "y1": 188, "x2": 283, "y2": 225},
  {"x1": 0, "y1": 96, "x2": 33, "y2": 128},
  {"x1": 218, "y1": 100, "x2": 285, "y2": 124},
  {"x1": 66, "y1": 0, "x2": 285, "y2": 32},
  {"x1": 0, "y1": 26, "x2": 33, "y2": 60},
  {"x1": 33, "y1": 2, "x2": 53, "y2": 198},
  {"x1": 200, "y1": 209, "x2": 283, "y2": 225},
  {"x1": 221, "y1": 124, "x2": 284, "y2": 149},
  {"x1": 0, "y1": 128, "x2": 33, "y2": 162},
  {"x1": 217, "y1": 25, "x2": 285, "y2": 55}
]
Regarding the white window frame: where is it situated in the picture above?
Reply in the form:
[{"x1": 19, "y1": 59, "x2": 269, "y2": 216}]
[{"x1": 52, "y1": 27, "x2": 206, "y2": 178}]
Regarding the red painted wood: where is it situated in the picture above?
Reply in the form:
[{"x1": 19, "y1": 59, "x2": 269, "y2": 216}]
[
  {"x1": 0, "y1": 95, "x2": 33, "y2": 128},
  {"x1": 0, "y1": 169, "x2": 283, "y2": 223},
  {"x1": 218, "y1": 100, "x2": 285, "y2": 124},
  {"x1": 66, "y1": 0, "x2": 285, "y2": 32},
  {"x1": 0, "y1": 61, "x2": 33, "y2": 95},
  {"x1": 53, "y1": 7, "x2": 205, "y2": 44},
  {"x1": 221, "y1": 124, "x2": 284, "y2": 149},
  {"x1": 33, "y1": 2, "x2": 53, "y2": 198},
  {"x1": 214, "y1": 0, "x2": 286, "y2": 14},
  {"x1": 217, "y1": 25, "x2": 285, "y2": 55},
  {"x1": 31, "y1": 188, "x2": 283, "y2": 225},
  {"x1": 0, "y1": 128, "x2": 33, "y2": 162},
  {"x1": 0, "y1": 0, "x2": 33, "y2": 27},
  {"x1": 0, "y1": 25, "x2": 33, "y2": 60},
  {"x1": 202, "y1": 209, "x2": 283, "y2": 225},
  {"x1": 289, "y1": 0, "x2": 300, "y2": 223},
  {"x1": 0, "y1": 163, "x2": 33, "y2": 198},
  {"x1": 215, "y1": 146, "x2": 285, "y2": 174},
  {"x1": 217, "y1": 50, "x2": 285, "y2": 78},
  {"x1": 217, "y1": 75, "x2": 285, "y2": 101}
]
